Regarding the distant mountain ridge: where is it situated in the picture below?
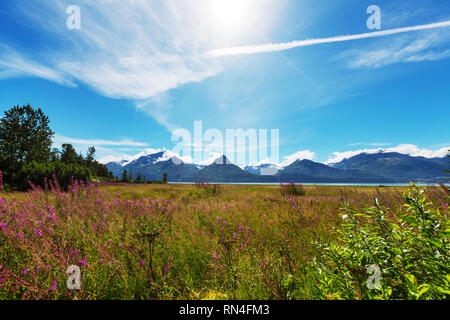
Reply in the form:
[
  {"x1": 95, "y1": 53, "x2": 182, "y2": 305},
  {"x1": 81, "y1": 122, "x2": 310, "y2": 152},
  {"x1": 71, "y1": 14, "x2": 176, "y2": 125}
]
[
  {"x1": 330, "y1": 152, "x2": 448, "y2": 182},
  {"x1": 105, "y1": 150, "x2": 449, "y2": 183}
]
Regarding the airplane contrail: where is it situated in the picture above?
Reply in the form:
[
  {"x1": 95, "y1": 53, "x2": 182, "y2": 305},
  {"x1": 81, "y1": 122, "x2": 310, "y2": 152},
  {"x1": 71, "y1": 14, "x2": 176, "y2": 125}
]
[{"x1": 206, "y1": 20, "x2": 450, "y2": 57}]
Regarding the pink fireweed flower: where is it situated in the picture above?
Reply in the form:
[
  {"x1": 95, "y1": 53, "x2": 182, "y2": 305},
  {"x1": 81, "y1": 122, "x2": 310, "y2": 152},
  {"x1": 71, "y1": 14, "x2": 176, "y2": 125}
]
[
  {"x1": 140, "y1": 260, "x2": 145, "y2": 267},
  {"x1": 45, "y1": 265, "x2": 52, "y2": 270},
  {"x1": 0, "y1": 198, "x2": 5, "y2": 205},
  {"x1": 0, "y1": 222, "x2": 7, "y2": 229},
  {"x1": 22, "y1": 269, "x2": 29, "y2": 275},
  {"x1": 442, "y1": 203, "x2": 449, "y2": 208},
  {"x1": 34, "y1": 229, "x2": 42, "y2": 237},
  {"x1": 78, "y1": 259, "x2": 87, "y2": 266},
  {"x1": 107, "y1": 239, "x2": 112, "y2": 244},
  {"x1": 233, "y1": 232, "x2": 239, "y2": 238},
  {"x1": 17, "y1": 233, "x2": 24, "y2": 239},
  {"x1": 49, "y1": 279, "x2": 58, "y2": 291},
  {"x1": 163, "y1": 265, "x2": 170, "y2": 276}
]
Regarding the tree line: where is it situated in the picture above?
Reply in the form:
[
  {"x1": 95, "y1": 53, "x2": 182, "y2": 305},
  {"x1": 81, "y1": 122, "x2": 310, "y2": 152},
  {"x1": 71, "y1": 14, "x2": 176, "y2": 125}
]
[{"x1": 0, "y1": 104, "x2": 112, "y2": 191}]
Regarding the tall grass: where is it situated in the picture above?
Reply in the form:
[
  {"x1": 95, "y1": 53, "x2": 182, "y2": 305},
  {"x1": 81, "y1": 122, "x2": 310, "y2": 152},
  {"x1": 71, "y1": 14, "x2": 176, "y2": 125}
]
[{"x1": 0, "y1": 178, "x2": 448, "y2": 300}]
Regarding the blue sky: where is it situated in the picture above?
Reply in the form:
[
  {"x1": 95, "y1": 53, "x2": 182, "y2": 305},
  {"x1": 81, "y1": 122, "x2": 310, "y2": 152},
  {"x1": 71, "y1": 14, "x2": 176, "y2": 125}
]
[{"x1": 0, "y1": 0, "x2": 449, "y2": 166}]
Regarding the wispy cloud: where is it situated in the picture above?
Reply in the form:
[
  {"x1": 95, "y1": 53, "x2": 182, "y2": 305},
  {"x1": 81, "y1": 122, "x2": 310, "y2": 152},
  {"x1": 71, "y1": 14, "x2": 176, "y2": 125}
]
[
  {"x1": 53, "y1": 134, "x2": 149, "y2": 147},
  {"x1": 1, "y1": 0, "x2": 222, "y2": 100},
  {"x1": 206, "y1": 20, "x2": 450, "y2": 57},
  {"x1": 325, "y1": 144, "x2": 450, "y2": 165},
  {"x1": 0, "y1": 45, "x2": 74, "y2": 86},
  {"x1": 339, "y1": 29, "x2": 450, "y2": 69}
]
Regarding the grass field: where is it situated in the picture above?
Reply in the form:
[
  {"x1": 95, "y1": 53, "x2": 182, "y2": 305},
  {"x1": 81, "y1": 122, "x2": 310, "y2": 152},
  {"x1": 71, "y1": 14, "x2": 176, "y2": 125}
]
[{"x1": 0, "y1": 182, "x2": 448, "y2": 300}]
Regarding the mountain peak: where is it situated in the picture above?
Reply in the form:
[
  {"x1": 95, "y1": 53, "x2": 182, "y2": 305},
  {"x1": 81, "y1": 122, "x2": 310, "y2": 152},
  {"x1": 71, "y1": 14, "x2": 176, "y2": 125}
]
[{"x1": 213, "y1": 155, "x2": 232, "y2": 165}]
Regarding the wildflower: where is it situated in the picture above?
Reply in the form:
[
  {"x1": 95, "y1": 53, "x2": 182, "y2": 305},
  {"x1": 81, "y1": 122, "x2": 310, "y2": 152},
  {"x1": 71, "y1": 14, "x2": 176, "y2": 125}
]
[
  {"x1": 140, "y1": 260, "x2": 145, "y2": 267},
  {"x1": 45, "y1": 265, "x2": 52, "y2": 270},
  {"x1": 0, "y1": 222, "x2": 7, "y2": 229},
  {"x1": 17, "y1": 233, "x2": 24, "y2": 239},
  {"x1": 442, "y1": 203, "x2": 449, "y2": 208},
  {"x1": 0, "y1": 198, "x2": 5, "y2": 205},
  {"x1": 78, "y1": 259, "x2": 87, "y2": 266},
  {"x1": 49, "y1": 279, "x2": 58, "y2": 291},
  {"x1": 224, "y1": 206, "x2": 229, "y2": 210},
  {"x1": 34, "y1": 229, "x2": 43, "y2": 237},
  {"x1": 23, "y1": 269, "x2": 29, "y2": 275},
  {"x1": 163, "y1": 265, "x2": 170, "y2": 276},
  {"x1": 233, "y1": 232, "x2": 239, "y2": 238},
  {"x1": 107, "y1": 239, "x2": 112, "y2": 244}
]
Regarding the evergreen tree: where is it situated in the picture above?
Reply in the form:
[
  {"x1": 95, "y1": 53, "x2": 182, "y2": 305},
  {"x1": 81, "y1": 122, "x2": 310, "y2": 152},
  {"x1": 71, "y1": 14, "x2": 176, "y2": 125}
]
[
  {"x1": 86, "y1": 146, "x2": 96, "y2": 163},
  {"x1": 0, "y1": 104, "x2": 53, "y2": 170},
  {"x1": 121, "y1": 170, "x2": 128, "y2": 182},
  {"x1": 60, "y1": 144, "x2": 79, "y2": 164}
]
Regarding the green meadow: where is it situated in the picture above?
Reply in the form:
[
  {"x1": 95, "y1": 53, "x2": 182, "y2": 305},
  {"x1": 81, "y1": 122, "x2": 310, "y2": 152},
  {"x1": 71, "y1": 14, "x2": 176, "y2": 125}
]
[{"x1": 0, "y1": 183, "x2": 448, "y2": 300}]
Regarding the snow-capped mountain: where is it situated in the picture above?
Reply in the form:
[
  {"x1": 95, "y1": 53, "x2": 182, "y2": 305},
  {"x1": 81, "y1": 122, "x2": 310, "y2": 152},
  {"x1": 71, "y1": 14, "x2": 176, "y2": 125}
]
[{"x1": 243, "y1": 162, "x2": 282, "y2": 176}]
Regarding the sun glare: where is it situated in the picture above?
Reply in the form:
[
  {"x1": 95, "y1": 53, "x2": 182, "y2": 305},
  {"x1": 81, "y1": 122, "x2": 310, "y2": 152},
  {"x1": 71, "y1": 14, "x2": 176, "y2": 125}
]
[{"x1": 211, "y1": 0, "x2": 249, "y2": 32}]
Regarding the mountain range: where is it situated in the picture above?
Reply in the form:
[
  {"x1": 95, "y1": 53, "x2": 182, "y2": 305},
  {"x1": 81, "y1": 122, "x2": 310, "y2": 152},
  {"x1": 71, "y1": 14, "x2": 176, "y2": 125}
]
[{"x1": 104, "y1": 151, "x2": 449, "y2": 183}]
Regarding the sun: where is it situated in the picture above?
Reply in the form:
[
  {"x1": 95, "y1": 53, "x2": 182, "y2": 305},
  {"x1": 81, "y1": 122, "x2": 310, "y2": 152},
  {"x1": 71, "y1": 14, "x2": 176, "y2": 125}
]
[{"x1": 210, "y1": 0, "x2": 249, "y2": 32}]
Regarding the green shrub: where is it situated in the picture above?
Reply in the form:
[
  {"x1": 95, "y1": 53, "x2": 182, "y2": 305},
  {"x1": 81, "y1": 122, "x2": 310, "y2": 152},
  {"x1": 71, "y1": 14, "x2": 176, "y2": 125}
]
[
  {"x1": 280, "y1": 182, "x2": 306, "y2": 196},
  {"x1": 15, "y1": 161, "x2": 92, "y2": 190},
  {"x1": 312, "y1": 184, "x2": 449, "y2": 300}
]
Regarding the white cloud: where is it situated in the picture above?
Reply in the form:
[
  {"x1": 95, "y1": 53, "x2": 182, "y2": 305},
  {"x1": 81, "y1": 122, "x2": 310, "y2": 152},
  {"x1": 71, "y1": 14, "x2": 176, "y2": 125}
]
[
  {"x1": 206, "y1": 20, "x2": 450, "y2": 57},
  {"x1": 0, "y1": 45, "x2": 75, "y2": 86},
  {"x1": 280, "y1": 150, "x2": 316, "y2": 167},
  {"x1": 1, "y1": 0, "x2": 223, "y2": 101},
  {"x1": 325, "y1": 144, "x2": 450, "y2": 165},
  {"x1": 53, "y1": 134, "x2": 149, "y2": 147},
  {"x1": 341, "y1": 29, "x2": 450, "y2": 69}
]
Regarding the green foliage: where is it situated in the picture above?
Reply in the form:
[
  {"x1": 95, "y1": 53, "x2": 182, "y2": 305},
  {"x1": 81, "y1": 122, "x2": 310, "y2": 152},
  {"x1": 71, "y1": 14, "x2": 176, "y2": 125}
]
[
  {"x1": 0, "y1": 104, "x2": 53, "y2": 175},
  {"x1": 280, "y1": 182, "x2": 306, "y2": 196},
  {"x1": 16, "y1": 161, "x2": 91, "y2": 190},
  {"x1": 313, "y1": 184, "x2": 449, "y2": 300},
  {"x1": 0, "y1": 105, "x2": 111, "y2": 190}
]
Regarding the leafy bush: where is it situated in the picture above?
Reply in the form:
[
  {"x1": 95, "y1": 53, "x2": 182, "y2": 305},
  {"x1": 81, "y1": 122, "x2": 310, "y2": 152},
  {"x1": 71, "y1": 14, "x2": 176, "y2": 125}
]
[
  {"x1": 15, "y1": 161, "x2": 92, "y2": 191},
  {"x1": 280, "y1": 182, "x2": 306, "y2": 196},
  {"x1": 312, "y1": 184, "x2": 449, "y2": 300}
]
